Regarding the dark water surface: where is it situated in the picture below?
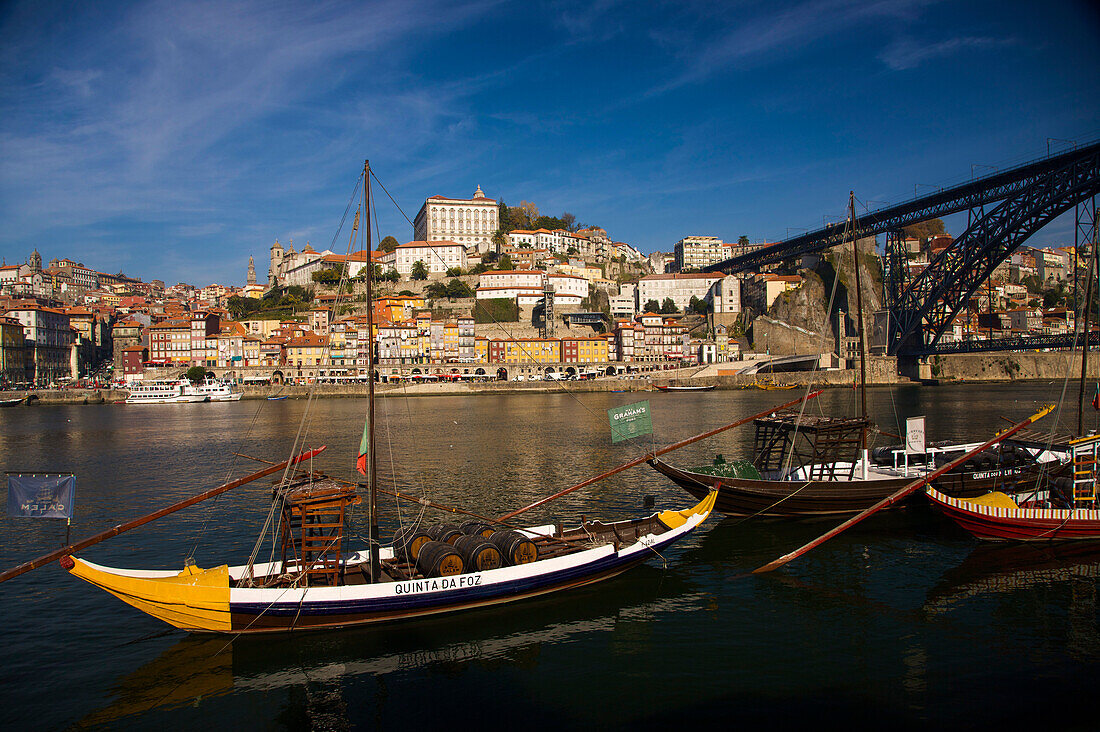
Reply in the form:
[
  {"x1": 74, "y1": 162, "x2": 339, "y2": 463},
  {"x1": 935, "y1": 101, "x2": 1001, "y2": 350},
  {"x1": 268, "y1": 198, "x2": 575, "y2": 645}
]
[{"x1": 2, "y1": 384, "x2": 1099, "y2": 730}]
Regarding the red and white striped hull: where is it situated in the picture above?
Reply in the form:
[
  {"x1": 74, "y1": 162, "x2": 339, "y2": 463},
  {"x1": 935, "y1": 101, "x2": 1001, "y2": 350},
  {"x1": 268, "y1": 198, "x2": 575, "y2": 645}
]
[{"x1": 925, "y1": 487, "x2": 1100, "y2": 541}]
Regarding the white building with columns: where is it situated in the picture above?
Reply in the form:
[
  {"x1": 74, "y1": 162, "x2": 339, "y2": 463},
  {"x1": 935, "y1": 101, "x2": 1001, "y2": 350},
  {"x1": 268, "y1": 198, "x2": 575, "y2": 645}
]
[{"x1": 413, "y1": 186, "x2": 499, "y2": 254}]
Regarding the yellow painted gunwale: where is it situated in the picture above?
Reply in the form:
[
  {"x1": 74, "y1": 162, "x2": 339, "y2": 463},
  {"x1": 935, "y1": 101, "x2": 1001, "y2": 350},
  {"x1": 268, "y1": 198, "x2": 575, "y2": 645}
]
[{"x1": 69, "y1": 559, "x2": 231, "y2": 632}]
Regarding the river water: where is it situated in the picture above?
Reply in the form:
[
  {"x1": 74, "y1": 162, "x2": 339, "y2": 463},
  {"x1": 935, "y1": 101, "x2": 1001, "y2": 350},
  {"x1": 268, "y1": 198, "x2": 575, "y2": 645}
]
[{"x1": 2, "y1": 383, "x2": 1099, "y2": 730}]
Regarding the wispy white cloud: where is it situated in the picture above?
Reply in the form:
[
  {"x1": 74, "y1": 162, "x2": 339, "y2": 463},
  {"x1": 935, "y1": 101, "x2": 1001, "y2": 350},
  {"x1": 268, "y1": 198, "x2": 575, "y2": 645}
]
[
  {"x1": 0, "y1": 0, "x2": 500, "y2": 276},
  {"x1": 645, "y1": 0, "x2": 938, "y2": 96},
  {"x1": 878, "y1": 35, "x2": 1016, "y2": 70}
]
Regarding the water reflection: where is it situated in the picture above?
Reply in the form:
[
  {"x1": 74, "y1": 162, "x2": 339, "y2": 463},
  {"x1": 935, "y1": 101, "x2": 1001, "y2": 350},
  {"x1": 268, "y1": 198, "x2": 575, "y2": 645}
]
[
  {"x1": 80, "y1": 571, "x2": 702, "y2": 727},
  {"x1": 925, "y1": 541, "x2": 1100, "y2": 614}
]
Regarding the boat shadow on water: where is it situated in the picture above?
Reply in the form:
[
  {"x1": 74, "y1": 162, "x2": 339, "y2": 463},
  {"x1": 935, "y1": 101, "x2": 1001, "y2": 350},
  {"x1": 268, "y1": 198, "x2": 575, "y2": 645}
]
[
  {"x1": 924, "y1": 540, "x2": 1100, "y2": 615},
  {"x1": 77, "y1": 564, "x2": 701, "y2": 728}
]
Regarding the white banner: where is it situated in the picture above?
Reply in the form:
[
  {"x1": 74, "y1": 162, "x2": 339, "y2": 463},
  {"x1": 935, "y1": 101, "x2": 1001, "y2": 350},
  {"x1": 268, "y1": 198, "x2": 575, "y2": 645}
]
[{"x1": 905, "y1": 416, "x2": 926, "y2": 455}]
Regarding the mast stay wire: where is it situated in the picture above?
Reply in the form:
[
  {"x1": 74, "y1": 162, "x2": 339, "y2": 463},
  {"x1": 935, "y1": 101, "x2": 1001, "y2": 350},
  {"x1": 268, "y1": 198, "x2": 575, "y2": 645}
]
[{"x1": 369, "y1": 168, "x2": 673, "y2": 513}]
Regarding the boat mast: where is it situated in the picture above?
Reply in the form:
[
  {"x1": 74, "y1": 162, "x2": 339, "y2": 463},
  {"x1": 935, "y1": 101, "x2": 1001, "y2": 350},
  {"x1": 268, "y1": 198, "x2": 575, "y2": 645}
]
[
  {"x1": 1079, "y1": 207, "x2": 1097, "y2": 436},
  {"x1": 849, "y1": 191, "x2": 868, "y2": 449},
  {"x1": 364, "y1": 160, "x2": 380, "y2": 583}
]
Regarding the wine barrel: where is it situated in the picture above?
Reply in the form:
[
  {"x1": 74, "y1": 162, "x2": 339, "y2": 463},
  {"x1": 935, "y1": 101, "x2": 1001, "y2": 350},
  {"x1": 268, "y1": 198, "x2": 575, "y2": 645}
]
[
  {"x1": 427, "y1": 523, "x2": 463, "y2": 545},
  {"x1": 391, "y1": 525, "x2": 432, "y2": 562},
  {"x1": 452, "y1": 535, "x2": 503, "y2": 572},
  {"x1": 489, "y1": 531, "x2": 538, "y2": 566},
  {"x1": 460, "y1": 521, "x2": 495, "y2": 537},
  {"x1": 416, "y1": 541, "x2": 465, "y2": 577}
]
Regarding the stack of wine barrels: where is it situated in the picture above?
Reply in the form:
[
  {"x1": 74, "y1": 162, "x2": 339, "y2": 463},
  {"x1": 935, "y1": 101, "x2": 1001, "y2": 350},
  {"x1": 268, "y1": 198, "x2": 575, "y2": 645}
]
[
  {"x1": 452, "y1": 534, "x2": 502, "y2": 571},
  {"x1": 415, "y1": 541, "x2": 465, "y2": 577},
  {"x1": 391, "y1": 525, "x2": 432, "y2": 563},
  {"x1": 398, "y1": 521, "x2": 541, "y2": 577},
  {"x1": 427, "y1": 523, "x2": 463, "y2": 545},
  {"x1": 489, "y1": 530, "x2": 538, "y2": 566},
  {"x1": 460, "y1": 521, "x2": 495, "y2": 538}
]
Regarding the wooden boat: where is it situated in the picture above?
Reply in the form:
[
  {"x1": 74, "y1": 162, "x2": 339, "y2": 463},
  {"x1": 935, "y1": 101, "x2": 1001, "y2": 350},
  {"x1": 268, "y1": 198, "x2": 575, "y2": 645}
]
[
  {"x1": 0, "y1": 396, "x2": 25, "y2": 407},
  {"x1": 5, "y1": 161, "x2": 716, "y2": 635},
  {"x1": 650, "y1": 453, "x2": 1060, "y2": 517},
  {"x1": 62, "y1": 490, "x2": 715, "y2": 633},
  {"x1": 925, "y1": 433, "x2": 1100, "y2": 541},
  {"x1": 751, "y1": 376, "x2": 795, "y2": 390},
  {"x1": 925, "y1": 487, "x2": 1100, "y2": 541},
  {"x1": 654, "y1": 384, "x2": 716, "y2": 392},
  {"x1": 266, "y1": 395, "x2": 287, "y2": 401}
]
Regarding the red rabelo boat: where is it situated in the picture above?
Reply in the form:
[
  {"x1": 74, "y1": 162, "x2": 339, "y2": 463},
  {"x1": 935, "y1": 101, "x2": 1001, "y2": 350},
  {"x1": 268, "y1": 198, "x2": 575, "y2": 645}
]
[{"x1": 926, "y1": 433, "x2": 1100, "y2": 541}]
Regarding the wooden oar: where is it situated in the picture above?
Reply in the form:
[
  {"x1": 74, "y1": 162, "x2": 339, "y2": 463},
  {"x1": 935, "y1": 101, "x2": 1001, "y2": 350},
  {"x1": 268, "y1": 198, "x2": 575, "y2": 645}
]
[
  {"x1": 0, "y1": 446, "x2": 327, "y2": 584},
  {"x1": 753, "y1": 405, "x2": 1055, "y2": 574},
  {"x1": 498, "y1": 390, "x2": 825, "y2": 521}
]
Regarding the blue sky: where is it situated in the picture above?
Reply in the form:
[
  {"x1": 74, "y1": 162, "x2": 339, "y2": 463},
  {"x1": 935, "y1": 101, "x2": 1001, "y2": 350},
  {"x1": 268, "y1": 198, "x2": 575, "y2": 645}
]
[{"x1": 1, "y1": 0, "x2": 1098, "y2": 286}]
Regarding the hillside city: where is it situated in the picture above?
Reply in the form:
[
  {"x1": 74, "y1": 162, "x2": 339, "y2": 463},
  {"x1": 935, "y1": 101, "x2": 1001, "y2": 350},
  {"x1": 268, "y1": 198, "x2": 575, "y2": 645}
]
[{"x1": 0, "y1": 186, "x2": 1091, "y2": 387}]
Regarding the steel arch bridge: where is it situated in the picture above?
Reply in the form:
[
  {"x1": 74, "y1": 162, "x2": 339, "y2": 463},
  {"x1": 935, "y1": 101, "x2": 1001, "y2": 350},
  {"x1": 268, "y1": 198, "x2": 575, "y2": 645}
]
[{"x1": 702, "y1": 141, "x2": 1100, "y2": 355}]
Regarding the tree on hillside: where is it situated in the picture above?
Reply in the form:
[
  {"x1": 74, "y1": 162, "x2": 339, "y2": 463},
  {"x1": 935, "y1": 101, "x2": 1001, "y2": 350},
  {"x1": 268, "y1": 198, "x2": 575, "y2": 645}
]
[
  {"x1": 738, "y1": 235, "x2": 750, "y2": 246},
  {"x1": 689, "y1": 295, "x2": 711, "y2": 316},
  {"x1": 378, "y1": 235, "x2": 399, "y2": 253},
  {"x1": 643, "y1": 299, "x2": 660, "y2": 314},
  {"x1": 185, "y1": 366, "x2": 207, "y2": 383},
  {"x1": 519, "y1": 200, "x2": 539, "y2": 228},
  {"x1": 561, "y1": 212, "x2": 577, "y2": 231},
  {"x1": 446, "y1": 278, "x2": 474, "y2": 299},
  {"x1": 226, "y1": 295, "x2": 262, "y2": 319},
  {"x1": 410, "y1": 260, "x2": 428, "y2": 280},
  {"x1": 424, "y1": 281, "x2": 448, "y2": 299},
  {"x1": 483, "y1": 250, "x2": 499, "y2": 264},
  {"x1": 498, "y1": 254, "x2": 514, "y2": 271},
  {"x1": 660, "y1": 297, "x2": 678, "y2": 314},
  {"x1": 491, "y1": 229, "x2": 506, "y2": 251},
  {"x1": 312, "y1": 268, "x2": 342, "y2": 284},
  {"x1": 446, "y1": 266, "x2": 464, "y2": 277},
  {"x1": 903, "y1": 219, "x2": 947, "y2": 242}
]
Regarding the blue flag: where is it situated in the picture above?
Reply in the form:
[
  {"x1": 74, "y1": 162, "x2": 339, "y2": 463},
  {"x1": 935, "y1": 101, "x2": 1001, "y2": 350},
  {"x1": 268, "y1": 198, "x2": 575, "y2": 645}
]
[{"x1": 7, "y1": 475, "x2": 75, "y2": 519}]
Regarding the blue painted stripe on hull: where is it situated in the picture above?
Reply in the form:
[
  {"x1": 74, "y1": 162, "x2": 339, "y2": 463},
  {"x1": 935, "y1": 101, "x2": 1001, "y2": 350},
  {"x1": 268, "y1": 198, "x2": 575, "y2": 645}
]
[{"x1": 230, "y1": 533, "x2": 682, "y2": 619}]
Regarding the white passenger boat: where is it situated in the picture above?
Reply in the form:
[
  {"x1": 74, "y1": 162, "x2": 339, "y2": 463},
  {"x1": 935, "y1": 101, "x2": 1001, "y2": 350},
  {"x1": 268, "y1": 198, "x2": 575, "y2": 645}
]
[
  {"x1": 124, "y1": 379, "x2": 209, "y2": 404},
  {"x1": 196, "y1": 377, "x2": 243, "y2": 402}
]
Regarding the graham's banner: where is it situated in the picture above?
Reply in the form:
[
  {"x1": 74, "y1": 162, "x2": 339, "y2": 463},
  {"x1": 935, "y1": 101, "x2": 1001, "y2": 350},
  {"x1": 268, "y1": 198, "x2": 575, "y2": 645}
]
[
  {"x1": 7, "y1": 475, "x2": 75, "y2": 519},
  {"x1": 608, "y1": 401, "x2": 652, "y2": 443}
]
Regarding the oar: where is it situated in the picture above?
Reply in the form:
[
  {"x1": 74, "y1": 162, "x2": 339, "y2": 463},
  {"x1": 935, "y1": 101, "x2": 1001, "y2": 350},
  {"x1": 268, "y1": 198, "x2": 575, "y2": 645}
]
[
  {"x1": 0, "y1": 446, "x2": 327, "y2": 584},
  {"x1": 753, "y1": 405, "x2": 1055, "y2": 574},
  {"x1": 498, "y1": 390, "x2": 825, "y2": 521}
]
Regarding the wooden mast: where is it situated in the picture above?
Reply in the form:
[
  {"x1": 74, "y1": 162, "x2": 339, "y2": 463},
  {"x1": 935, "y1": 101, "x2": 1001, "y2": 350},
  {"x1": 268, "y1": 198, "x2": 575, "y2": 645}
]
[
  {"x1": 1078, "y1": 205, "x2": 1097, "y2": 436},
  {"x1": 752, "y1": 404, "x2": 1054, "y2": 574},
  {"x1": 848, "y1": 191, "x2": 868, "y2": 450},
  {"x1": 364, "y1": 160, "x2": 380, "y2": 583}
]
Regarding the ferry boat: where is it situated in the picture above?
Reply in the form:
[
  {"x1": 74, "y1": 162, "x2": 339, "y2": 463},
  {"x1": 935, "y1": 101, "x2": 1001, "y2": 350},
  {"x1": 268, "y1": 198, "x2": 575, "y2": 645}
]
[
  {"x1": 124, "y1": 380, "x2": 209, "y2": 404},
  {"x1": 196, "y1": 377, "x2": 243, "y2": 402}
]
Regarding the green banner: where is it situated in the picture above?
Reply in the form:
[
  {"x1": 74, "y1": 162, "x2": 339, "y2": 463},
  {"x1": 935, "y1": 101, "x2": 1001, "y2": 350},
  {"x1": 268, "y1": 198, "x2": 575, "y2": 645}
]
[{"x1": 608, "y1": 400, "x2": 652, "y2": 443}]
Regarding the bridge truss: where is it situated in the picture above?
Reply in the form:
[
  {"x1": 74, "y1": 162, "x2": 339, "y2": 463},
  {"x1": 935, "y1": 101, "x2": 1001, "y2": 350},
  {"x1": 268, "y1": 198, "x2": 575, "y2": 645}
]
[{"x1": 703, "y1": 141, "x2": 1100, "y2": 355}]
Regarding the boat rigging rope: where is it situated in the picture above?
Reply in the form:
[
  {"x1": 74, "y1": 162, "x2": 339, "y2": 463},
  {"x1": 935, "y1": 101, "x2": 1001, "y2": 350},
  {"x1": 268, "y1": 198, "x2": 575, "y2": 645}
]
[
  {"x1": 243, "y1": 172, "x2": 364, "y2": 583},
  {"x1": 370, "y1": 167, "x2": 651, "y2": 514}
]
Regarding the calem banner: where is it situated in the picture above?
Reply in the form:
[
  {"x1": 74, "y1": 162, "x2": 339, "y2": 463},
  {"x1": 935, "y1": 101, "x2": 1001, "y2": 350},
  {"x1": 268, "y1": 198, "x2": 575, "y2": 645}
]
[
  {"x1": 607, "y1": 401, "x2": 653, "y2": 443},
  {"x1": 6, "y1": 475, "x2": 76, "y2": 519}
]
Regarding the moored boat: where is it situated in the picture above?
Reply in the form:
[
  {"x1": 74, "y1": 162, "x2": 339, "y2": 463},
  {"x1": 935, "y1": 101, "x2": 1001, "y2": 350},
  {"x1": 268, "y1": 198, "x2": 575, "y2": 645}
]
[
  {"x1": 125, "y1": 379, "x2": 209, "y2": 404},
  {"x1": 925, "y1": 433, "x2": 1100, "y2": 541},
  {"x1": 654, "y1": 384, "x2": 716, "y2": 392},
  {"x1": 650, "y1": 410, "x2": 1068, "y2": 517},
  {"x1": 17, "y1": 160, "x2": 717, "y2": 635},
  {"x1": 62, "y1": 490, "x2": 715, "y2": 633},
  {"x1": 196, "y1": 377, "x2": 243, "y2": 402},
  {"x1": 0, "y1": 395, "x2": 25, "y2": 407}
]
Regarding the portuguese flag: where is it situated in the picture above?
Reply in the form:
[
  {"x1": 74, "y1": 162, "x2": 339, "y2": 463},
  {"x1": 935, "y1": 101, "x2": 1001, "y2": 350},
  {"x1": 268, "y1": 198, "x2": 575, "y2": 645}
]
[{"x1": 356, "y1": 418, "x2": 369, "y2": 476}]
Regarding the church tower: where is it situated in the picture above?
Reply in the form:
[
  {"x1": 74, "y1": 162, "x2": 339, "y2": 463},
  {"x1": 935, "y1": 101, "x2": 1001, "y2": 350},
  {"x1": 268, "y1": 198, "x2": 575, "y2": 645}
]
[
  {"x1": 247, "y1": 255, "x2": 256, "y2": 285},
  {"x1": 269, "y1": 239, "x2": 284, "y2": 286},
  {"x1": 28, "y1": 248, "x2": 42, "y2": 271}
]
